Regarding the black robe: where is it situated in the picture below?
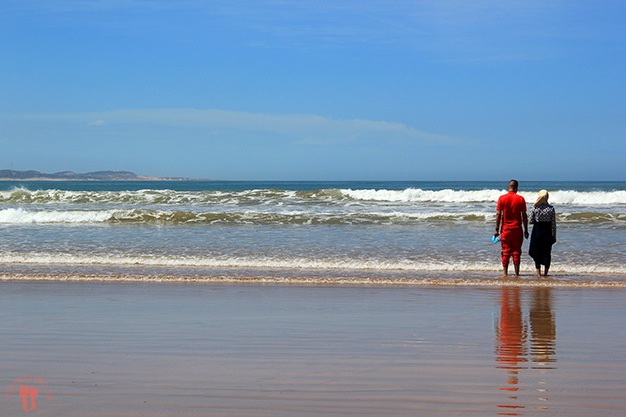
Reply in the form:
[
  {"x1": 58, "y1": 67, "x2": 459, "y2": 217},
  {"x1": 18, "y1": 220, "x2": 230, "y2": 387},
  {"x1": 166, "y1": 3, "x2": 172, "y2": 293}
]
[{"x1": 528, "y1": 221, "x2": 553, "y2": 268}]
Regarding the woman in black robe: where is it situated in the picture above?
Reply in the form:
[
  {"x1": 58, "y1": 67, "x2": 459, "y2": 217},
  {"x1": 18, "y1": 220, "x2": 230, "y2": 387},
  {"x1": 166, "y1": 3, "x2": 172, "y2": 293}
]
[{"x1": 528, "y1": 190, "x2": 557, "y2": 278}]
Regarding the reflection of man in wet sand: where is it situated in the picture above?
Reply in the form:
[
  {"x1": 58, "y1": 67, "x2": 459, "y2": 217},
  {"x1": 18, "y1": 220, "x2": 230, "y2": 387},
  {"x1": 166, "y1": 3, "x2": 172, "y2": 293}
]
[
  {"x1": 19, "y1": 385, "x2": 38, "y2": 412},
  {"x1": 495, "y1": 180, "x2": 528, "y2": 277},
  {"x1": 495, "y1": 287, "x2": 526, "y2": 377},
  {"x1": 495, "y1": 287, "x2": 527, "y2": 414}
]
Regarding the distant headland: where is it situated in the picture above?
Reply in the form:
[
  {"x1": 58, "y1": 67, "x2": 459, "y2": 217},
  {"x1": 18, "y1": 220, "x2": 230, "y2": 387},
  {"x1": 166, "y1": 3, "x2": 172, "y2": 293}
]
[{"x1": 0, "y1": 170, "x2": 205, "y2": 181}]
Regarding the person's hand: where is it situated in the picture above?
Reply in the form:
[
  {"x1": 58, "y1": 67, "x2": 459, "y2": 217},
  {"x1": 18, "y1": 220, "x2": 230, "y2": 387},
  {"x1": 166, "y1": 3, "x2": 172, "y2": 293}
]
[
  {"x1": 494, "y1": 230, "x2": 499, "y2": 238},
  {"x1": 524, "y1": 230, "x2": 529, "y2": 239},
  {"x1": 553, "y1": 237, "x2": 557, "y2": 244}
]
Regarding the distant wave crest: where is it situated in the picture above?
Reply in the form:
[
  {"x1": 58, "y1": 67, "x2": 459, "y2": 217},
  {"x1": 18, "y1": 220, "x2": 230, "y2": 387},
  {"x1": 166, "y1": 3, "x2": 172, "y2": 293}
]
[
  {"x1": 342, "y1": 188, "x2": 626, "y2": 205},
  {"x1": 1, "y1": 187, "x2": 625, "y2": 206}
]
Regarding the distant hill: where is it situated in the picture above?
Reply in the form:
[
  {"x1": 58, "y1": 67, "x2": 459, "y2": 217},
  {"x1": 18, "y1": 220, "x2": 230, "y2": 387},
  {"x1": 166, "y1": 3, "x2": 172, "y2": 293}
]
[{"x1": 0, "y1": 170, "x2": 196, "y2": 181}]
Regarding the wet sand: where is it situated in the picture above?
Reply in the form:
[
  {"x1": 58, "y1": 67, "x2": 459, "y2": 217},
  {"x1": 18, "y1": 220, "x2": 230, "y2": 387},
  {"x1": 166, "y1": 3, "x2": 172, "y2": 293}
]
[{"x1": 1, "y1": 280, "x2": 626, "y2": 416}]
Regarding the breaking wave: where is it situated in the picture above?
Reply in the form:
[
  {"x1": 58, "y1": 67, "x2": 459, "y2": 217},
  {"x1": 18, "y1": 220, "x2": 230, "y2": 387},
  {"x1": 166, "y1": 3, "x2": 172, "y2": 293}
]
[
  {"x1": 1, "y1": 187, "x2": 625, "y2": 207},
  {"x1": 341, "y1": 188, "x2": 626, "y2": 205},
  {"x1": 1, "y1": 207, "x2": 624, "y2": 225}
]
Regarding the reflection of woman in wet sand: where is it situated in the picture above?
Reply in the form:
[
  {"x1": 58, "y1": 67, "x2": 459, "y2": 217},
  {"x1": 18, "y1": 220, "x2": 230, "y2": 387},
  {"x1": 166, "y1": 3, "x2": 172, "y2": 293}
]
[
  {"x1": 529, "y1": 288, "x2": 556, "y2": 409},
  {"x1": 530, "y1": 288, "x2": 556, "y2": 366},
  {"x1": 528, "y1": 190, "x2": 557, "y2": 278}
]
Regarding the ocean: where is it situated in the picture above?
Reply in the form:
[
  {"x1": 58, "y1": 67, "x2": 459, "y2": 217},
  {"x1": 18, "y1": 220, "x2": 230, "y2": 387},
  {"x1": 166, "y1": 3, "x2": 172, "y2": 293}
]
[
  {"x1": 2, "y1": 180, "x2": 626, "y2": 416},
  {"x1": 1, "y1": 180, "x2": 625, "y2": 286}
]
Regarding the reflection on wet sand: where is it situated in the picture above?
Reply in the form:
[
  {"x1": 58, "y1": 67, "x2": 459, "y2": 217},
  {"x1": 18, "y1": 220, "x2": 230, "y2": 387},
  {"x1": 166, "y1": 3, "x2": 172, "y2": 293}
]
[
  {"x1": 530, "y1": 288, "x2": 557, "y2": 367},
  {"x1": 494, "y1": 287, "x2": 556, "y2": 415}
]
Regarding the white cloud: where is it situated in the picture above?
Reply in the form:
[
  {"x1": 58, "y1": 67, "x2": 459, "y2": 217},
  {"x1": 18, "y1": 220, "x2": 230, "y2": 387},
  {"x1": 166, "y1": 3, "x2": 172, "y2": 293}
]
[{"x1": 10, "y1": 108, "x2": 460, "y2": 147}]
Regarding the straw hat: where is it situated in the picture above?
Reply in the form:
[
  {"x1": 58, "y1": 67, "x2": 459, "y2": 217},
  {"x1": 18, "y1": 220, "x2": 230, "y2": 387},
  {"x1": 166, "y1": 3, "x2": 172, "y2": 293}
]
[{"x1": 535, "y1": 190, "x2": 549, "y2": 207}]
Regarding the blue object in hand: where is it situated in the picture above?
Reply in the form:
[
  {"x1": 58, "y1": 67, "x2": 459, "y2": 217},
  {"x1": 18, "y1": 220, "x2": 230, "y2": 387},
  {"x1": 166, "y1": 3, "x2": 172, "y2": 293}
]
[{"x1": 491, "y1": 235, "x2": 500, "y2": 243}]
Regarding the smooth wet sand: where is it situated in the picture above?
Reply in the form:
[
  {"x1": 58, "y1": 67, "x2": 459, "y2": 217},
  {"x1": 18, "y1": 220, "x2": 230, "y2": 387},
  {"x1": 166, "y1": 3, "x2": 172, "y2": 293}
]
[{"x1": 1, "y1": 280, "x2": 625, "y2": 416}]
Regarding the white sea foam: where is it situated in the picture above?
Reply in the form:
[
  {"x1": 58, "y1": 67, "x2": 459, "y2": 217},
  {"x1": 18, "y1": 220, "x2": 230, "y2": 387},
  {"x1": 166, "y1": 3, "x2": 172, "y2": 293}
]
[
  {"x1": 543, "y1": 190, "x2": 626, "y2": 205},
  {"x1": 0, "y1": 208, "x2": 118, "y2": 223},
  {"x1": 2, "y1": 187, "x2": 625, "y2": 207},
  {"x1": 341, "y1": 188, "x2": 504, "y2": 203},
  {"x1": 341, "y1": 188, "x2": 626, "y2": 205},
  {"x1": 1, "y1": 252, "x2": 624, "y2": 275},
  {"x1": 4, "y1": 274, "x2": 626, "y2": 288},
  {"x1": 2, "y1": 207, "x2": 623, "y2": 225}
]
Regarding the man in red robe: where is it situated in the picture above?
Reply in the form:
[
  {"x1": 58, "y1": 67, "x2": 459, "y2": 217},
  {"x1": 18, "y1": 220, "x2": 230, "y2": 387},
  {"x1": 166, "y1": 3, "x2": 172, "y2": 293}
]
[{"x1": 495, "y1": 180, "x2": 529, "y2": 277}]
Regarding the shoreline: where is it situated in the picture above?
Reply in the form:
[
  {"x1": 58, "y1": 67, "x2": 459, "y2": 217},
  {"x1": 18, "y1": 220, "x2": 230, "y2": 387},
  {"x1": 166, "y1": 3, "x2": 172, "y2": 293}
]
[{"x1": 2, "y1": 272, "x2": 626, "y2": 288}]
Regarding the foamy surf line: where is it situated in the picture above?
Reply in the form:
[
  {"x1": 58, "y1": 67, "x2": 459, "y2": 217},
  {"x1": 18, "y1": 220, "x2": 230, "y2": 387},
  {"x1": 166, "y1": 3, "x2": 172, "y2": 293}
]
[
  {"x1": 0, "y1": 207, "x2": 501, "y2": 224},
  {"x1": 2, "y1": 273, "x2": 626, "y2": 288},
  {"x1": 2, "y1": 253, "x2": 626, "y2": 275},
  {"x1": 2, "y1": 208, "x2": 624, "y2": 225}
]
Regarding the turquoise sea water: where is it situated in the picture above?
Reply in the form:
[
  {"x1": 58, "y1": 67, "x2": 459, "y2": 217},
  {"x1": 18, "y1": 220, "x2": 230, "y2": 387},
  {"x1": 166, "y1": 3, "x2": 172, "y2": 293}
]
[{"x1": 1, "y1": 180, "x2": 625, "y2": 286}]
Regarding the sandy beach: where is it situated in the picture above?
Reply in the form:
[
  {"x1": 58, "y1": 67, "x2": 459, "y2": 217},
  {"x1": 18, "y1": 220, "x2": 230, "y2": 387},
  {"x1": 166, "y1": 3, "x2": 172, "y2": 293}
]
[{"x1": 2, "y1": 279, "x2": 625, "y2": 416}]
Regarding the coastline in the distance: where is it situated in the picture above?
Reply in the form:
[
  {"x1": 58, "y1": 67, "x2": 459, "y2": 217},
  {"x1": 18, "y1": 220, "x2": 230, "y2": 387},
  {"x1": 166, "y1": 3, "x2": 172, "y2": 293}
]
[{"x1": 0, "y1": 169, "x2": 211, "y2": 181}]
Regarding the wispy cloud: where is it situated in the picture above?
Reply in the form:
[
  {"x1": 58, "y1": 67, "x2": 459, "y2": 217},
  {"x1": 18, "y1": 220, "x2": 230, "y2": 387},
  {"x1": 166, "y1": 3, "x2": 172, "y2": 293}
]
[{"x1": 7, "y1": 108, "x2": 460, "y2": 147}]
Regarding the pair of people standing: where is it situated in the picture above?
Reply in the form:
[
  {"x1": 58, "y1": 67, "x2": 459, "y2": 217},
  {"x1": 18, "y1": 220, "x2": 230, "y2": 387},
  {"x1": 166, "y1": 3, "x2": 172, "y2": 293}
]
[{"x1": 494, "y1": 180, "x2": 557, "y2": 278}]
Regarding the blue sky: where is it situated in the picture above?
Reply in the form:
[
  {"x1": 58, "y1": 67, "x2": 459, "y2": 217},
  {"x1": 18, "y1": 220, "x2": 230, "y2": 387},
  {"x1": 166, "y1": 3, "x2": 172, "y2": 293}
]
[{"x1": 1, "y1": 0, "x2": 624, "y2": 180}]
